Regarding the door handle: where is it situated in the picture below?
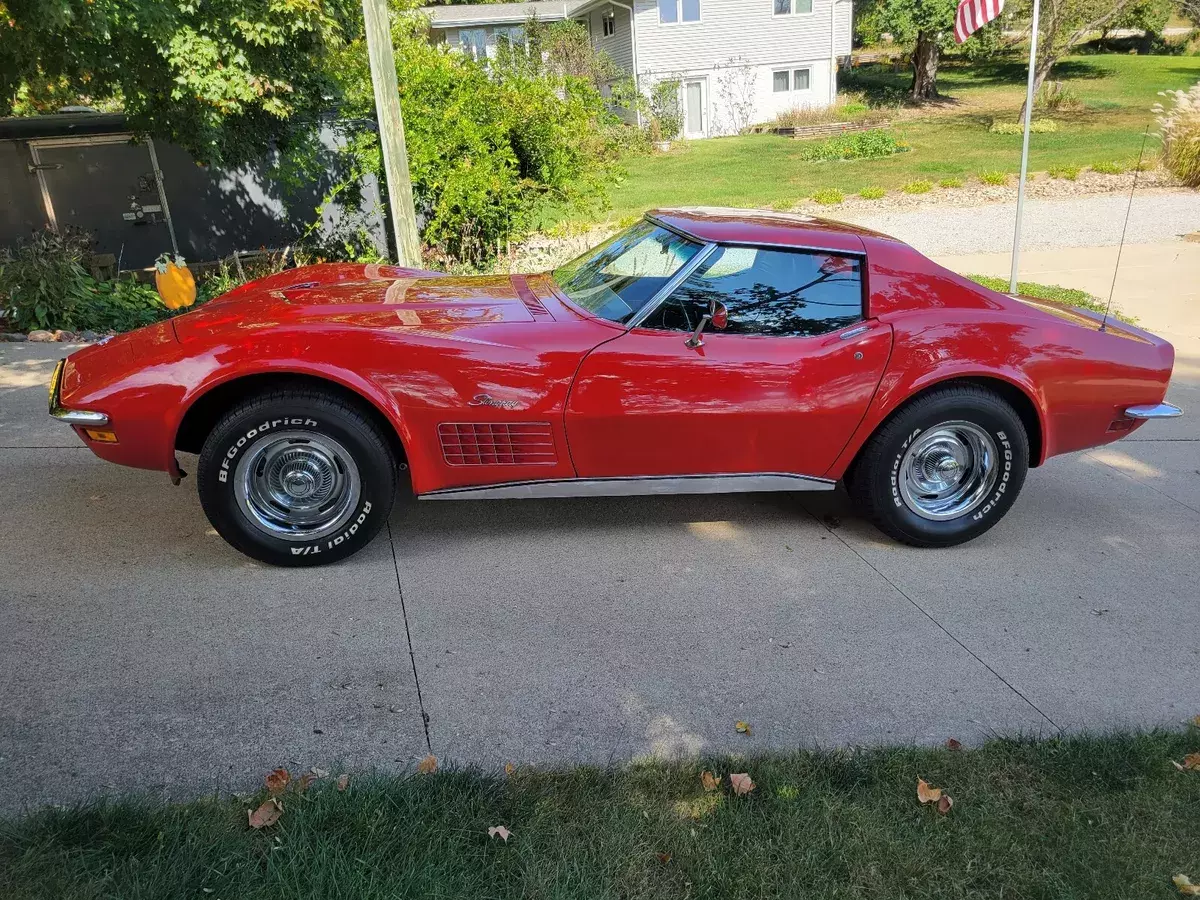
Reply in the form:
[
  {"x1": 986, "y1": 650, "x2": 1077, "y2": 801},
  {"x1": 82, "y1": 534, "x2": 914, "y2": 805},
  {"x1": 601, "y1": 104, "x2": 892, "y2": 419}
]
[{"x1": 839, "y1": 324, "x2": 871, "y2": 339}]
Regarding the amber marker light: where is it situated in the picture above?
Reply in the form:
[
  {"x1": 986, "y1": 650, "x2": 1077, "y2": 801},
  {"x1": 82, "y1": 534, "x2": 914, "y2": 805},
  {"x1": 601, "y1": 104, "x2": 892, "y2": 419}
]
[{"x1": 84, "y1": 429, "x2": 119, "y2": 443}]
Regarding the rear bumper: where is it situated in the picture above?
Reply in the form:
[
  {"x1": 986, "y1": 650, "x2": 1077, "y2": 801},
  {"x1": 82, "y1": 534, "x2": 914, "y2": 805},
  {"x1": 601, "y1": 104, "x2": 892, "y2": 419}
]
[
  {"x1": 48, "y1": 358, "x2": 110, "y2": 426},
  {"x1": 1124, "y1": 402, "x2": 1183, "y2": 419}
]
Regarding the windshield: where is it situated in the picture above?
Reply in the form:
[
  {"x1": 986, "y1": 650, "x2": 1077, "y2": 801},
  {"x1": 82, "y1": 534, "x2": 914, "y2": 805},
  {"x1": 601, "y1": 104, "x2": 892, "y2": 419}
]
[{"x1": 552, "y1": 220, "x2": 702, "y2": 323}]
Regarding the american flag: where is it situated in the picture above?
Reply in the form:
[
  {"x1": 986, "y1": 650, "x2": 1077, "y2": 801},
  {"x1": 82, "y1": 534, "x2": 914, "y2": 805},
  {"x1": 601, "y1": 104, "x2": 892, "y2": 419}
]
[{"x1": 954, "y1": 0, "x2": 1004, "y2": 43}]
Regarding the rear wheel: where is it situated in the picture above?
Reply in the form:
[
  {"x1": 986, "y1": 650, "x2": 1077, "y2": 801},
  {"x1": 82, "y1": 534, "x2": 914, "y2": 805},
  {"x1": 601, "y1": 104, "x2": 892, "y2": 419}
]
[
  {"x1": 847, "y1": 385, "x2": 1029, "y2": 547},
  {"x1": 197, "y1": 389, "x2": 397, "y2": 566}
]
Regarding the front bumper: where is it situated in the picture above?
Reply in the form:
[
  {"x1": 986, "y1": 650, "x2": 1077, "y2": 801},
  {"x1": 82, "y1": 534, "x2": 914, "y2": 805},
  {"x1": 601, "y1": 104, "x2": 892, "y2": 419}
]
[
  {"x1": 1124, "y1": 402, "x2": 1183, "y2": 419},
  {"x1": 48, "y1": 358, "x2": 110, "y2": 427}
]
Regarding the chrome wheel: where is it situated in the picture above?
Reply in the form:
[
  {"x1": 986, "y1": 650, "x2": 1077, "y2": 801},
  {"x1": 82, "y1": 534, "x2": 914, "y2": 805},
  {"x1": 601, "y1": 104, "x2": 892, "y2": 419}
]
[
  {"x1": 897, "y1": 421, "x2": 998, "y2": 521},
  {"x1": 234, "y1": 431, "x2": 361, "y2": 541}
]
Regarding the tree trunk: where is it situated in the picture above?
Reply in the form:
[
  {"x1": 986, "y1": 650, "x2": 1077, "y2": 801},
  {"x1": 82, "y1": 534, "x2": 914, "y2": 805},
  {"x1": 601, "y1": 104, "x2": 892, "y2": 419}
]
[
  {"x1": 1018, "y1": 58, "x2": 1054, "y2": 121},
  {"x1": 909, "y1": 33, "x2": 941, "y2": 101}
]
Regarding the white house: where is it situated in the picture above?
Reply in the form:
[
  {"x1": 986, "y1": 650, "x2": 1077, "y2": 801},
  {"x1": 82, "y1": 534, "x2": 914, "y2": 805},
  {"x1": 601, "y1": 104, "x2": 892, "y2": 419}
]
[{"x1": 421, "y1": 0, "x2": 853, "y2": 138}]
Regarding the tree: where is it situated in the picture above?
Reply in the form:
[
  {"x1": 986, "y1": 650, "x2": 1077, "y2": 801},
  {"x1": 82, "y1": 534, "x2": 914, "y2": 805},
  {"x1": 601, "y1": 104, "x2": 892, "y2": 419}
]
[
  {"x1": 1101, "y1": 0, "x2": 1172, "y2": 41},
  {"x1": 864, "y1": 0, "x2": 1001, "y2": 100},
  {"x1": 0, "y1": 0, "x2": 357, "y2": 164},
  {"x1": 1016, "y1": 0, "x2": 1138, "y2": 117}
]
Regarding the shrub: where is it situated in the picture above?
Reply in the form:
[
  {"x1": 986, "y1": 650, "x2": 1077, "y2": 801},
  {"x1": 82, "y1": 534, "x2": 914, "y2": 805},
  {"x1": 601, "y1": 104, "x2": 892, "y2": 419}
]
[
  {"x1": 938, "y1": 177, "x2": 964, "y2": 188},
  {"x1": 1034, "y1": 82, "x2": 1083, "y2": 113},
  {"x1": 967, "y1": 274, "x2": 1136, "y2": 323},
  {"x1": 979, "y1": 170, "x2": 1009, "y2": 185},
  {"x1": 773, "y1": 93, "x2": 886, "y2": 128},
  {"x1": 1091, "y1": 160, "x2": 1126, "y2": 175},
  {"x1": 811, "y1": 188, "x2": 844, "y2": 205},
  {"x1": 858, "y1": 186, "x2": 886, "y2": 199},
  {"x1": 75, "y1": 276, "x2": 168, "y2": 333},
  {"x1": 901, "y1": 180, "x2": 932, "y2": 194},
  {"x1": 1155, "y1": 81, "x2": 1200, "y2": 187},
  {"x1": 989, "y1": 119, "x2": 1058, "y2": 134},
  {"x1": 333, "y1": 13, "x2": 621, "y2": 266},
  {"x1": 797, "y1": 129, "x2": 908, "y2": 162},
  {"x1": 1049, "y1": 165, "x2": 1080, "y2": 180},
  {"x1": 0, "y1": 230, "x2": 94, "y2": 332}
]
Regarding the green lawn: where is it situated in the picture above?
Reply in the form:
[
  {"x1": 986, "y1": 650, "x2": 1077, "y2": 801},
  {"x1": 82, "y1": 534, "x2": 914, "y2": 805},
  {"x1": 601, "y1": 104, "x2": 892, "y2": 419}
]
[
  {"x1": 3, "y1": 730, "x2": 1200, "y2": 899},
  {"x1": 569, "y1": 53, "x2": 1200, "y2": 225}
]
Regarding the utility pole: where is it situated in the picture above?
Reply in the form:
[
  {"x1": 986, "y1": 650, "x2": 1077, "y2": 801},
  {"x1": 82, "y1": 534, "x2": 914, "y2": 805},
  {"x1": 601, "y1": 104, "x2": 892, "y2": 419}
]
[{"x1": 361, "y1": 0, "x2": 422, "y2": 267}]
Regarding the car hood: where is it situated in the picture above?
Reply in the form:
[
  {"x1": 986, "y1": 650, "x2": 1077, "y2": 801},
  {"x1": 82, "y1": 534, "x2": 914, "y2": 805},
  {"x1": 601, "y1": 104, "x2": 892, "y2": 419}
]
[{"x1": 174, "y1": 272, "x2": 551, "y2": 343}]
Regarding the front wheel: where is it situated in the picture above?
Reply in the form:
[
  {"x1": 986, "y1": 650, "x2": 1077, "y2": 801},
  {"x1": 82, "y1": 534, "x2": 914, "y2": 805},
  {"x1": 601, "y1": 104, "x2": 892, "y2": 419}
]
[
  {"x1": 847, "y1": 385, "x2": 1029, "y2": 547},
  {"x1": 197, "y1": 388, "x2": 397, "y2": 566}
]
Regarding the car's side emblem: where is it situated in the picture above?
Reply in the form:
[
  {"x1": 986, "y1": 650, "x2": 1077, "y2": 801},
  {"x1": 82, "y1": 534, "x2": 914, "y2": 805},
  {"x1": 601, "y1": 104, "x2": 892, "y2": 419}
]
[{"x1": 468, "y1": 393, "x2": 522, "y2": 410}]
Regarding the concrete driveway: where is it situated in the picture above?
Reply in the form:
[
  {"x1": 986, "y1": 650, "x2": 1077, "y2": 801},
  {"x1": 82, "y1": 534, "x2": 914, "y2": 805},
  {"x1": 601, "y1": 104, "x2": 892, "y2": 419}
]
[{"x1": 2, "y1": 252, "x2": 1198, "y2": 814}]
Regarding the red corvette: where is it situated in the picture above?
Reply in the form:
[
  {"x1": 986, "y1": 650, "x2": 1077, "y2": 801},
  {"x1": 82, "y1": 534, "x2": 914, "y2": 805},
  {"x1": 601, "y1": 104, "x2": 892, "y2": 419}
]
[{"x1": 49, "y1": 208, "x2": 1181, "y2": 566}]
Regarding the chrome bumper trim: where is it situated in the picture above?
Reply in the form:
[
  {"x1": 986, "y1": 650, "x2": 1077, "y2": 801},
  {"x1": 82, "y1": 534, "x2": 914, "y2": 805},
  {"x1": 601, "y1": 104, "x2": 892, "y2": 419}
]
[
  {"x1": 421, "y1": 472, "x2": 837, "y2": 501},
  {"x1": 48, "y1": 358, "x2": 110, "y2": 427},
  {"x1": 50, "y1": 408, "x2": 111, "y2": 427},
  {"x1": 1124, "y1": 402, "x2": 1183, "y2": 419}
]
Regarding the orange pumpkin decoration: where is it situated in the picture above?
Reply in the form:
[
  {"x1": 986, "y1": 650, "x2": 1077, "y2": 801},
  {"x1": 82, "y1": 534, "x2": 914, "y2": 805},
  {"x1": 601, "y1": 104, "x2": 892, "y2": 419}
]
[{"x1": 154, "y1": 253, "x2": 196, "y2": 310}]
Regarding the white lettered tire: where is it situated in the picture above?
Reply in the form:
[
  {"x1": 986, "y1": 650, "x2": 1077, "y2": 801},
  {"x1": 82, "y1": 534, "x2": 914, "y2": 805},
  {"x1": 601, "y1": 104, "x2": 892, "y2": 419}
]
[
  {"x1": 197, "y1": 388, "x2": 397, "y2": 566},
  {"x1": 847, "y1": 385, "x2": 1029, "y2": 547}
]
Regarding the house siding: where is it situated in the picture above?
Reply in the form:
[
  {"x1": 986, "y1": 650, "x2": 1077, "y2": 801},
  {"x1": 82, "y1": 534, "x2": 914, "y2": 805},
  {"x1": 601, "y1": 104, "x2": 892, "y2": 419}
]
[
  {"x1": 576, "y1": 6, "x2": 635, "y2": 73},
  {"x1": 632, "y1": 0, "x2": 850, "y2": 76}
]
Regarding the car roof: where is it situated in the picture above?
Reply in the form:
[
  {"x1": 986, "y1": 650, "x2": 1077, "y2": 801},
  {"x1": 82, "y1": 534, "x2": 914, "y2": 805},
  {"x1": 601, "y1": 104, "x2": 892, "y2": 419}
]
[{"x1": 647, "y1": 207, "x2": 891, "y2": 254}]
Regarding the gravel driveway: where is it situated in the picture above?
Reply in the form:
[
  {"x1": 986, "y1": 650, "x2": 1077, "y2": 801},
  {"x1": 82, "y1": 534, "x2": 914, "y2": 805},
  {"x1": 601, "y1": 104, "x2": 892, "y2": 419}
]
[{"x1": 841, "y1": 191, "x2": 1200, "y2": 256}]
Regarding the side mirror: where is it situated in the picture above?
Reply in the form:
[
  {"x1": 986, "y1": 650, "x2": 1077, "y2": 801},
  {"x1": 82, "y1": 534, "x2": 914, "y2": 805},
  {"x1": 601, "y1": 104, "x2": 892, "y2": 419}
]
[{"x1": 685, "y1": 299, "x2": 728, "y2": 349}]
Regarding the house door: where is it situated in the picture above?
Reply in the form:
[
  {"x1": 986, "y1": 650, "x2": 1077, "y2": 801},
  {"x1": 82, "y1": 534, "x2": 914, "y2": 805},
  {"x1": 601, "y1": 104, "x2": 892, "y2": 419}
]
[{"x1": 683, "y1": 79, "x2": 706, "y2": 138}]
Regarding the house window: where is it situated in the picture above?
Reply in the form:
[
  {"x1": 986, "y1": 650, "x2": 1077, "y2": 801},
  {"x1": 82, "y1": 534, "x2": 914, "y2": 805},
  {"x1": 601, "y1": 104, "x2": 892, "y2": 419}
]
[
  {"x1": 602, "y1": 11, "x2": 616, "y2": 36},
  {"x1": 494, "y1": 25, "x2": 525, "y2": 48},
  {"x1": 772, "y1": 67, "x2": 813, "y2": 92},
  {"x1": 459, "y1": 28, "x2": 486, "y2": 61},
  {"x1": 658, "y1": 0, "x2": 700, "y2": 24},
  {"x1": 774, "y1": 0, "x2": 813, "y2": 13}
]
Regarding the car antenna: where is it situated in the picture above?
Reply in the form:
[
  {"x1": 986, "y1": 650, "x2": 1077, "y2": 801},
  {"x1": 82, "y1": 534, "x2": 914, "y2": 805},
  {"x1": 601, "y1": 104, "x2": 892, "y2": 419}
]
[{"x1": 1100, "y1": 121, "x2": 1153, "y2": 333}]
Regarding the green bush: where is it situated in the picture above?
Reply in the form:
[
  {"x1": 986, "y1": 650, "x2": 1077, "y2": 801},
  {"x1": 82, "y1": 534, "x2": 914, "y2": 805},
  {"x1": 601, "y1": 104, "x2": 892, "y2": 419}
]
[
  {"x1": 1091, "y1": 160, "x2": 1127, "y2": 175},
  {"x1": 1048, "y1": 165, "x2": 1080, "y2": 180},
  {"x1": 1155, "y1": 82, "x2": 1200, "y2": 187},
  {"x1": 0, "y1": 230, "x2": 94, "y2": 332},
  {"x1": 75, "y1": 277, "x2": 168, "y2": 333},
  {"x1": 811, "y1": 188, "x2": 844, "y2": 205},
  {"x1": 901, "y1": 179, "x2": 932, "y2": 194},
  {"x1": 979, "y1": 170, "x2": 1009, "y2": 185},
  {"x1": 858, "y1": 186, "x2": 886, "y2": 199},
  {"x1": 797, "y1": 129, "x2": 908, "y2": 162},
  {"x1": 938, "y1": 177, "x2": 964, "y2": 188},
  {"x1": 333, "y1": 12, "x2": 621, "y2": 266}
]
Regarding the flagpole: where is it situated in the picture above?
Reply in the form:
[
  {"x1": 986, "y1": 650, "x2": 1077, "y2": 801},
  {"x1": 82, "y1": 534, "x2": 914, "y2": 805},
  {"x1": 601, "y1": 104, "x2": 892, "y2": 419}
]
[{"x1": 1009, "y1": 0, "x2": 1041, "y2": 293}]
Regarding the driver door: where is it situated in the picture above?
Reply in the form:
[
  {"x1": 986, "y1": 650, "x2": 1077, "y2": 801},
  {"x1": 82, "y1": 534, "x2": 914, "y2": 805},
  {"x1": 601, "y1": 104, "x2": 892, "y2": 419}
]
[{"x1": 564, "y1": 244, "x2": 892, "y2": 479}]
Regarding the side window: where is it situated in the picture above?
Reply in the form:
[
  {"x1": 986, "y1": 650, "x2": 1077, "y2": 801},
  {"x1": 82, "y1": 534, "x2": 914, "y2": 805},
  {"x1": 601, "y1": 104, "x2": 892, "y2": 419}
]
[{"x1": 640, "y1": 246, "x2": 863, "y2": 338}]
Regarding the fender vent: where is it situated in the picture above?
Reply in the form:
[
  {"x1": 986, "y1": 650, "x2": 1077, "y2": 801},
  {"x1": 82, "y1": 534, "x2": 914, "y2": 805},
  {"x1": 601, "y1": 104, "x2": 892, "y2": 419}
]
[
  {"x1": 438, "y1": 422, "x2": 557, "y2": 466},
  {"x1": 511, "y1": 275, "x2": 551, "y2": 317}
]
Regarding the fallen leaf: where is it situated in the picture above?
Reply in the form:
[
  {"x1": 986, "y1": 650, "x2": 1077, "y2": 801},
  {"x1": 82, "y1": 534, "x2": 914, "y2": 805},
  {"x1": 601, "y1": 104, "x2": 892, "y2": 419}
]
[
  {"x1": 945, "y1": 738, "x2": 962, "y2": 751},
  {"x1": 937, "y1": 794, "x2": 954, "y2": 815},
  {"x1": 1175, "y1": 874, "x2": 1200, "y2": 896},
  {"x1": 656, "y1": 852, "x2": 672, "y2": 865},
  {"x1": 1181, "y1": 753, "x2": 1200, "y2": 771},
  {"x1": 336, "y1": 774, "x2": 349, "y2": 791},
  {"x1": 417, "y1": 754, "x2": 438, "y2": 775},
  {"x1": 248, "y1": 798, "x2": 283, "y2": 829},
  {"x1": 735, "y1": 721, "x2": 752, "y2": 735},
  {"x1": 311, "y1": 767, "x2": 329, "y2": 778},
  {"x1": 296, "y1": 772, "x2": 316, "y2": 793},
  {"x1": 1191, "y1": 715, "x2": 1200, "y2": 728},
  {"x1": 917, "y1": 778, "x2": 942, "y2": 805},
  {"x1": 504, "y1": 762, "x2": 516, "y2": 776},
  {"x1": 265, "y1": 768, "x2": 290, "y2": 796},
  {"x1": 488, "y1": 825, "x2": 512, "y2": 842},
  {"x1": 730, "y1": 773, "x2": 755, "y2": 796},
  {"x1": 700, "y1": 770, "x2": 721, "y2": 792}
]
